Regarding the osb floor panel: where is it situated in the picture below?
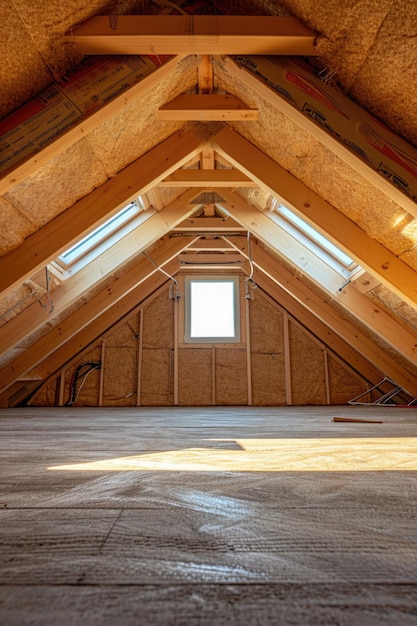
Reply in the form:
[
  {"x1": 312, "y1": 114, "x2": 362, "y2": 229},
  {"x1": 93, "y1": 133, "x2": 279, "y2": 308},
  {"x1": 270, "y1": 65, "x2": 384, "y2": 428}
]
[{"x1": 1, "y1": 405, "x2": 417, "y2": 625}]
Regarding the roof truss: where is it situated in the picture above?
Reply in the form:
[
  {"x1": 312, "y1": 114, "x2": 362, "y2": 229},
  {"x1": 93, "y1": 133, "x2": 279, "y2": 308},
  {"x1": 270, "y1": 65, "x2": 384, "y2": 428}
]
[{"x1": 1, "y1": 45, "x2": 417, "y2": 404}]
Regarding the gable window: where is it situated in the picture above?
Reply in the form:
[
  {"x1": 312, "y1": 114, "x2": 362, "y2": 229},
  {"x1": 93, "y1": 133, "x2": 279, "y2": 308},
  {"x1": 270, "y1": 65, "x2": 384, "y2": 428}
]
[{"x1": 184, "y1": 276, "x2": 240, "y2": 344}]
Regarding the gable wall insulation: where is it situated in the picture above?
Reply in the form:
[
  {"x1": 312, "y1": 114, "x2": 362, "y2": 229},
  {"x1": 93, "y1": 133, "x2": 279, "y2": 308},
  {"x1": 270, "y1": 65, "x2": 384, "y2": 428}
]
[{"x1": 31, "y1": 285, "x2": 368, "y2": 407}]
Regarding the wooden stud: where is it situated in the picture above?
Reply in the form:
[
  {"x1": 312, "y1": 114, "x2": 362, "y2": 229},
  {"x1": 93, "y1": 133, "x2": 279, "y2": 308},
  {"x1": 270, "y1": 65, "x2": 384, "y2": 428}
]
[
  {"x1": 58, "y1": 371, "x2": 66, "y2": 407},
  {"x1": 245, "y1": 292, "x2": 252, "y2": 406},
  {"x1": 283, "y1": 314, "x2": 292, "y2": 405},
  {"x1": 98, "y1": 340, "x2": 105, "y2": 407},
  {"x1": 174, "y1": 293, "x2": 179, "y2": 406},
  {"x1": 324, "y1": 349, "x2": 330, "y2": 405},
  {"x1": 198, "y1": 54, "x2": 213, "y2": 94},
  {"x1": 0, "y1": 238, "x2": 191, "y2": 394},
  {"x1": 212, "y1": 347, "x2": 216, "y2": 406},
  {"x1": 65, "y1": 16, "x2": 318, "y2": 56},
  {"x1": 200, "y1": 147, "x2": 215, "y2": 170},
  {"x1": 136, "y1": 308, "x2": 144, "y2": 407}
]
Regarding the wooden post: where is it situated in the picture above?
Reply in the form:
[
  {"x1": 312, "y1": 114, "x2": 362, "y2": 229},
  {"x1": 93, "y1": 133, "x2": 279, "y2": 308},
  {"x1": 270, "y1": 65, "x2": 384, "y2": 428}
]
[
  {"x1": 212, "y1": 347, "x2": 216, "y2": 406},
  {"x1": 283, "y1": 315, "x2": 292, "y2": 405},
  {"x1": 137, "y1": 308, "x2": 144, "y2": 407},
  {"x1": 99, "y1": 340, "x2": 105, "y2": 407},
  {"x1": 245, "y1": 288, "x2": 253, "y2": 406},
  {"x1": 174, "y1": 294, "x2": 179, "y2": 406},
  {"x1": 57, "y1": 371, "x2": 66, "y2": 407},
  {"x1": 324, "y1": 348, "x2": 331, "y2": 405}
]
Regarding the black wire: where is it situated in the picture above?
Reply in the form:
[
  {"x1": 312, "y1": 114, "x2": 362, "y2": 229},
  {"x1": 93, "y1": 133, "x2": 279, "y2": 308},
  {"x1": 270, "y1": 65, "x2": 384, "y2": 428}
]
[{"x1": 66, "y1": 361, "x2": 101, "y2": 406}]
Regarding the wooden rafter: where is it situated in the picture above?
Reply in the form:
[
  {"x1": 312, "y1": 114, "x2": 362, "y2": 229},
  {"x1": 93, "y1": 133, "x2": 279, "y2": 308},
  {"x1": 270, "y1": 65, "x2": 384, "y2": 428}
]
[
  {"x1": 222, "y1": 56, "x2": 417, "y2": 217},
  {"x1": 211, "y1": 129, "x2": 417, "y2": 309},
  {"x1": 0, "y1": 237, "x2": 191, "y2": 395},
  {"x1": 0, "y1": 130, "x2": 203, "y2": 298},
  {"x1": 0, "y1": 189, "x2": 202, "y2": 355},
  {"x1": 65, "y1": 16, "x2": 318, "y2": 56},
  {"x1": 217, "y1": 187, "x2": 417, "y2": 367},
  {"x1": 250, "y1": 241, "x2": 417, "y2": 397},
  {"x1": 0, "y1": 55, "x2": 186, "y2": 196}
]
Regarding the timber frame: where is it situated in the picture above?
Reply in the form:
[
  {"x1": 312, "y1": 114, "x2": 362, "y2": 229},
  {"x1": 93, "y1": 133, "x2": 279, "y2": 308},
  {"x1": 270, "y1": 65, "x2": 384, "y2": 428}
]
[{"x1": 1, "y1": 9, "x2": 416, "y2": 407}]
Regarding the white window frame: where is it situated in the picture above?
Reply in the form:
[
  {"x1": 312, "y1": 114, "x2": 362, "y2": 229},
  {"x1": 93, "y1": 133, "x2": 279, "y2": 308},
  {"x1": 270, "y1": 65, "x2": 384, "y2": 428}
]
[
  {"x1": 184, "y1": 275, "x2": 240, "y2": 344},
  {"x1": 49, "y1": 197, "x2": 147, "y2": 280},
  {"x1": 269, "y1": 198, "x2": 361, "y2": 279}
]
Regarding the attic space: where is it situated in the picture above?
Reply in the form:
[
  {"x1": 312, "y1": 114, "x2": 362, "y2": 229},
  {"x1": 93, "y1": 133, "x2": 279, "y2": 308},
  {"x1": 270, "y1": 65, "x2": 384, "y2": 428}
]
[
  {"x1": 1, "y1": 1, "x2": 417, "y2": 623},
  {"x1": 1, "y1": 0, "x2": 417, "y2": 408}
]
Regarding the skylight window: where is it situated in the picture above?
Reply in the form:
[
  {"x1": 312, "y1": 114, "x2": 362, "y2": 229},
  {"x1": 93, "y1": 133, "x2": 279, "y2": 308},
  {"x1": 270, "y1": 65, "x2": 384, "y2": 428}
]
[
  {"x1": 184, "y1": 276, "x2": 240, "y2": 343},
  {"x1": 269, "y1": 198, "x2": 360, "y2": 277},
  {"x1": 50, "y1": 197, "x2": 147, "y2": 279},
  {"x1": 59, "y1": 203, "x2": 139, "y2": 266},
  {"x1": 278, "y1": 204, "x2": 355, "y2": 267}
]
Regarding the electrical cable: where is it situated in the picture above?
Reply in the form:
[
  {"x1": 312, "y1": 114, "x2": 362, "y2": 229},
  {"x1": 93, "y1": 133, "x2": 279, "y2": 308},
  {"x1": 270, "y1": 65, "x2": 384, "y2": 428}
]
[
  {"x1": 246, "y1": 231, "x2": 255, "y2": 284},
  {"x1": 142, "y1": 251, "x2": 178, "y2": 288},
  {"x1": 66, "y1": 361, "x2": 101, "y2": 406}
]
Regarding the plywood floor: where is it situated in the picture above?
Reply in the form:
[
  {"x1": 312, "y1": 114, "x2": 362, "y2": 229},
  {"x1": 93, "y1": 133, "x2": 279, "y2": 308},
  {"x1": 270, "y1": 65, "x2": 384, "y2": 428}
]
[{"x1": 1, "y1": 405, "x2": 417, "y2": 625}]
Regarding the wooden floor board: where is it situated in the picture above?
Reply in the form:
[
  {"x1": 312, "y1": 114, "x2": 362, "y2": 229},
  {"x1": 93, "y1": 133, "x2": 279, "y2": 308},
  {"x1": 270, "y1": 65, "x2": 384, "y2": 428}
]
[{"x1": 1, "y1": 406, "x2": 417, "y2": 624}]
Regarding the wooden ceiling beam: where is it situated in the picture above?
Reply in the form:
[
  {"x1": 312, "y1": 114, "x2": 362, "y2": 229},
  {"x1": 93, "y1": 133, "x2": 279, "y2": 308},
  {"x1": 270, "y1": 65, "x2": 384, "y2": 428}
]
[
  {"x1": 157, "y1": 94, "x2": 258, "y2": 121},
  {"x1": 159, "y1": 169, "x2": 257, "y2": 187},
  {"x1": 0, "y1": 129, "x2": 204, "y2": 299},
  {"x1": 65, "y1": 16, "x2": 318, "y2": 56},
  {"x1": 212, "y1": 129, "x2": 417, "y2": 310},
  {"x1": 0, "y1": 237, "x2": 191, "y2": 395},
  {"x1": 172, "y1": 216, "x2": 246, "y2": 232}
]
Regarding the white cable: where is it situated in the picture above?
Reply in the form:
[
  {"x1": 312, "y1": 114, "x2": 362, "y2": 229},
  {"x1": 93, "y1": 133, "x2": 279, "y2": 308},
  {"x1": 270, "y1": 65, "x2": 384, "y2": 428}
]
[{"x1": 142, "y1": 251, "x2": 178, "y2": 287}]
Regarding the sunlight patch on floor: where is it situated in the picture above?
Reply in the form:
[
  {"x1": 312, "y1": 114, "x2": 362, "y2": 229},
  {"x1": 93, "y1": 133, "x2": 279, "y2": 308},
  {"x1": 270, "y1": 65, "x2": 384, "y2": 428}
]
[{"x1": 48, "y1": 437, "x2": 417, "y2": 472}]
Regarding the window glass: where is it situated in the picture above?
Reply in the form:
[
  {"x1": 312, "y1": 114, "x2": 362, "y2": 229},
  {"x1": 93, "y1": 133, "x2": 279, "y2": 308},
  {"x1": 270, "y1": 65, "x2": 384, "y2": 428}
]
[{"x1": 185, "y1": 276, "x2": 240, "y2": 343}]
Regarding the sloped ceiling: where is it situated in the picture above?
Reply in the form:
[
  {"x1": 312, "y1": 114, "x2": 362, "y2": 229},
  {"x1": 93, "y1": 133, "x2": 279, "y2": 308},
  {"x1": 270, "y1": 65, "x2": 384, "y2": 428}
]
[{"x1": 0, "y1": 0, "x2": 416, "y2": 406}]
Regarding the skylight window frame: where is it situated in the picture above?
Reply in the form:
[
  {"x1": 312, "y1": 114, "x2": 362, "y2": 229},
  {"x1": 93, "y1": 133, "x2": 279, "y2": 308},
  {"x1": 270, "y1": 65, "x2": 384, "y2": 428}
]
[
  {"x1": 268, "y1": 199, "x2": 361, "y2": 280},
  {"x1": 183, "y1": 275, "x2": 241, "y2": 345},
  {"x1": 51, "y1": 198, "x2": 147, "y2": 279}
]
